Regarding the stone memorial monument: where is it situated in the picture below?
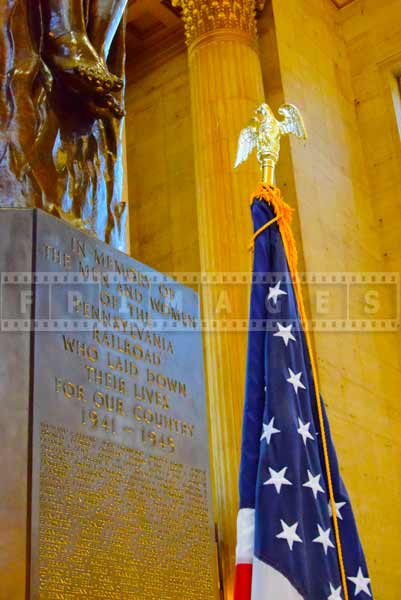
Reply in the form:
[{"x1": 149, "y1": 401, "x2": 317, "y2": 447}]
[{"x1": 0, "y1": 3, "x2": 219, "y2": 599}]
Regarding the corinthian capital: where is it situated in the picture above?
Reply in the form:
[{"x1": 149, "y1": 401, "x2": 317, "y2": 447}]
[{"x1": 172, "y1": 0, "x2": 265, "y2": 47}]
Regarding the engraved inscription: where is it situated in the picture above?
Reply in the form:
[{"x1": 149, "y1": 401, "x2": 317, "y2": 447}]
[
  {"x1": 39, "y1": 424, "x2": 214, "y2": 599},
  {"x1": 31, "y1": 216, "x2": 217, "y2": 599}
]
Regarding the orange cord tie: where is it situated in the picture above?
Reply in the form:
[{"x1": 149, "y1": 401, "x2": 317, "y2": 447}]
[
  {"x1": 250, "y1": 183, "x2": 349, "y2": 600},
  {"x1": 248, "y1": 215, "x2": 280, "y2": 252}
]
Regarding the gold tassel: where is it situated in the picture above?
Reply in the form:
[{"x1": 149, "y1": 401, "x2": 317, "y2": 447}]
[{"x1": 251, "y1": 183, "x2": 299, "y2": 294}]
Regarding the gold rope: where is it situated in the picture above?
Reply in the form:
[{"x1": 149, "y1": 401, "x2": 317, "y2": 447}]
[
  {"x1": 248, "y1": 215, "x2": 280, "y2": 252},
  {"x1": 250, "y1": 183, "x2": 349, "y2": 600}
]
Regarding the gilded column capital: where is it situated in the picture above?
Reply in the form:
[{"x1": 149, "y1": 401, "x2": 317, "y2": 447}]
[{"x1": 172, "y1": 0, "x2": 265, "y2": 47}]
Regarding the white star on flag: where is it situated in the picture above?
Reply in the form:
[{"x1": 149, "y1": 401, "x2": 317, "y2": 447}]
[
  {"x1": 312, "y1": 524, "x2": 335, "y2": 555},
  {"x1": 328, "y1": 500, "x2": 346, "y2": 521},
  {"x1": 347, "y1": 567, "x2": 372, "y2": 597},
  {"x1": 276, "y1": 519, "x2": 303, "y2": 551},
  {"x1": 328, "y1": 583, "x2": 342, "y2": 600},
  {"x1": 267, "y1": 280, "x2": 287, "y2": 305},
  {"x1": 302, "y1": 470, "x2": 325, "y2": 499},
  {"x1": 273, "y1": 322, "x2": 296, "y2": 346},
  {"x1": 286, "y1": 368, "x2": 306, "y2": 394},
  {"x1": 260, "y1": 417, "x2": 280, "y2": 445},
  {"x1": 297, "y1": 417, "x2": 314, "y2": 445},
  {"x1": 263, "y1": 466, "x2": 293, "y2": 494}
]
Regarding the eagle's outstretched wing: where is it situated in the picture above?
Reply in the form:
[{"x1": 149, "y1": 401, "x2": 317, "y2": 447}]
[
  {"x1": 234, "y1": 124, "x2": 258, "y2": 168},
  {"x1": 278, "y1": 104, "x2": 307, "y2": 139}
]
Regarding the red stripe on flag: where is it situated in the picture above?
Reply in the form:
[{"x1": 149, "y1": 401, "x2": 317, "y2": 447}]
[{"x1": 234, "y1": 563, "x2": 253, "y2": 600}]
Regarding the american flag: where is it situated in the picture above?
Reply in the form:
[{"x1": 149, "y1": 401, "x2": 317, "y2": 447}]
[{"x1": 234, "y1": 187, "x2": 372, "y2": 600}]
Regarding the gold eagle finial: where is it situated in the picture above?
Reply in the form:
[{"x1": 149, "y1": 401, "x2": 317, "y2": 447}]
[{"x1": 234, "y1": 103, "x2": 307, "y2": 185}]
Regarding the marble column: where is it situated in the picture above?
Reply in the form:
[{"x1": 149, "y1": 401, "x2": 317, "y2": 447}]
[{"x1": 175, "y1": 1, "x2": 265, "y2": 595}]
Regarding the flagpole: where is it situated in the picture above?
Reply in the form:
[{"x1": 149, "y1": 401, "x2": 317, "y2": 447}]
[
  {"x1": 260, "y1": 155, "x2": 276, "y2": 185},
  {"x1": 234, "y1": 102, "x2": 351, "y2": 600}
]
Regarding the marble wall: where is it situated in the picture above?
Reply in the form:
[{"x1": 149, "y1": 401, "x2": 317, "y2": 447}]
[
  {"x1": 125, "y1": 49, "x2": 199, "y2": 276},
  {"x1": 125, "y1": 2, "x2": 401, "y2": 595},
  {"x1": 260, "y1": 0, "x2": 401, "y2": 595}
]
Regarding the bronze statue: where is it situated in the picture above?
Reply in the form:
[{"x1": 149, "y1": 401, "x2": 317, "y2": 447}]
[{"x1": 0, "y1": 0, "x2": 128, "y2": 249}]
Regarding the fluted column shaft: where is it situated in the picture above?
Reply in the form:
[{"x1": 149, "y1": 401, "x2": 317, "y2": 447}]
[{"x1": 177, "y1": 2, "x2": 265, "y2": 596}]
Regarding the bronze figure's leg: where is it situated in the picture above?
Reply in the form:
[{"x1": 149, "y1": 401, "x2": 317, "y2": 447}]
[
  {"x1": 40, "y1": 0, "x2": 124, "y2": 117},
  {"x1": 88, "y1": 0, "x2": 128, "y2": 61},
  {"x1": 85, "y1": 0, "x2": 128, "y2": 119}
]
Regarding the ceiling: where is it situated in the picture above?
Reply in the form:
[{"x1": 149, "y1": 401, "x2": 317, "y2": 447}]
[
  {"x1": 126, "y1": 0, "x2": 183, "y2": 56},
  {"x1": 330, "y1": 0, "x2": 356, "y2": 6},
  {"x1": 125, "y1": 0, "x2": 357, "y2": 58}
]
